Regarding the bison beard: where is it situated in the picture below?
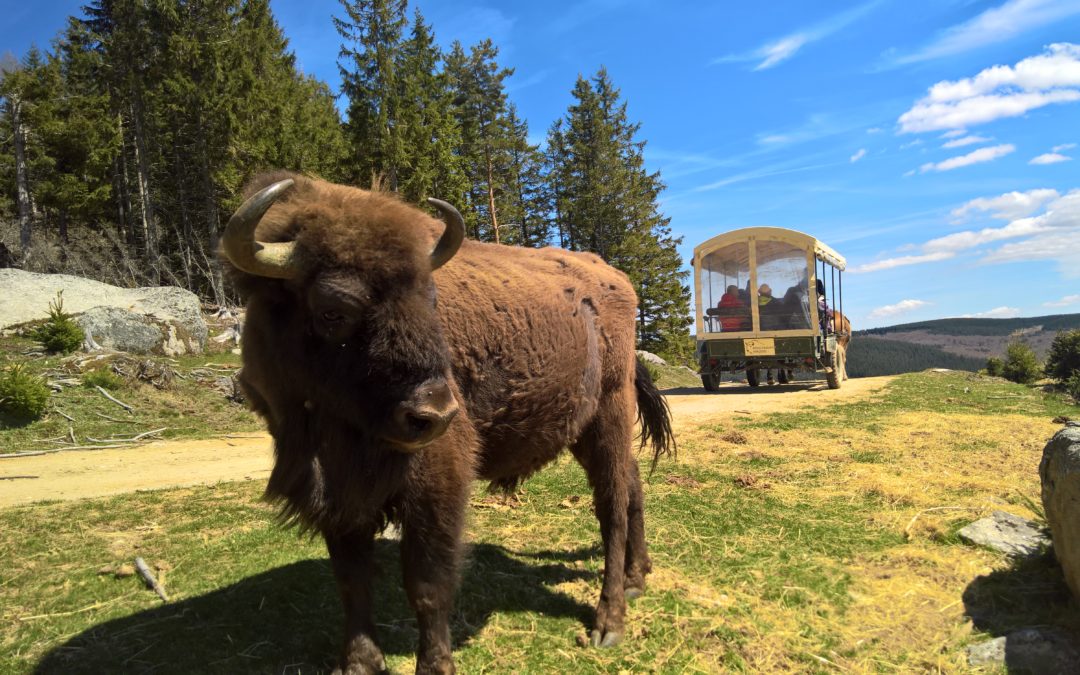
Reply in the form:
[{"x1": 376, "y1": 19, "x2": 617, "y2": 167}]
[{"x1": 222, "y1": 172, "x2": 674, "y2": 674}]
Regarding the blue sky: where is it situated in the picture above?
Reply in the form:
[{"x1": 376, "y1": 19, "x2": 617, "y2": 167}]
[{"x1": 5, "y1": 0, "x2": 1080, "y2": 328}]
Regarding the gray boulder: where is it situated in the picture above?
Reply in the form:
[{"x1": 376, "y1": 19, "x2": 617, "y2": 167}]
[
  {"x1": 957, "y1": 510, "x2": 1049, "y2": 557},
  {"x1": 77, "y1": 306, "x2": 203, "y2": 356},
  {"x1": 0, "y1": 268, "x2": 206, "y2": 353},
  {"x1": 967, "y1": 628, "x2": 1080, "y2": 672},
  {"x1": 1040, "y1": 424, "x2": 1080, "y2": 602},
  {"x1": 636, "y1": 350, "x2": 668, "y2": 367}
]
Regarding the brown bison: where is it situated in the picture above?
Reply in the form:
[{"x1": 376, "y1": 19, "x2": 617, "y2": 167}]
[{"x1": 221, "y1": 172, "x2": 674, "y2": 674}]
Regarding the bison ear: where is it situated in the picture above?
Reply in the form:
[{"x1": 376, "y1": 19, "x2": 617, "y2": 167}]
[{"x1": 426, "y1": 198, "x2": 465, "y2": 270}]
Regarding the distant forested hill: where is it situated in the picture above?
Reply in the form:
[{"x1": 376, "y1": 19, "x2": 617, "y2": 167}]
[
  {"x1": 854, "y1": 313, "x2": 1080, "y2": 364},
  {"x1": 862, "y1": 314, "x2": 1080, "y2": 337},
  {"x1": 846, "y1": 338, "x2": 985, "y2": 378}
]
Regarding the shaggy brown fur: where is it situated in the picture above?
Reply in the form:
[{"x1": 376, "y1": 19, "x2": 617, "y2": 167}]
[{"x1": 225, "y1": 172, "x2": 674, "y2": 674}]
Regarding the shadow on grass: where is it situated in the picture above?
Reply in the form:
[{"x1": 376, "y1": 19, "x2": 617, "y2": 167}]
[
  {"x1": 35, "y1": 541, "x2": 597, "y2": 674},
  {"x1": 962, "y1": 551, "x2": 1080, "y2": 667}
]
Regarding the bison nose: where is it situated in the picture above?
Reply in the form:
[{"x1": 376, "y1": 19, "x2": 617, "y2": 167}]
[{"x1": 385, "y1": 378, "x2": 458, "y2": 451}]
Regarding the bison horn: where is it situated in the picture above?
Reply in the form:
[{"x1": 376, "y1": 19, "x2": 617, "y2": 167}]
[
  {"x1": 221, "y1": 178, "x2": 299, "y2": 279},
  {"x1": 426, "y1": 198, "x2": 465, "y2": 270}
]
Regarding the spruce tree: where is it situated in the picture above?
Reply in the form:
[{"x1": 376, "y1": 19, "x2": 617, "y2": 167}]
[
  {"x1": 335, "y1": 0, "x2": 407, "y2": 189},
  {"x1": 549, "y1": 68, "x2": 691, "y2": 359},
  {"x1": 445, "y1": 39, "x2": 514, "y2": 243}
]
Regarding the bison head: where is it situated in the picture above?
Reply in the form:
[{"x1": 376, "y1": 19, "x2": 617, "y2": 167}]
[{"x1": 221, "y1": 173, "x2": 463, "y2": 452}]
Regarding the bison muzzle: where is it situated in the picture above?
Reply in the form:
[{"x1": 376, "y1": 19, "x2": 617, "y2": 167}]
[{"x1": 222, "y1": 172, "x2": 675, "y2": 674}]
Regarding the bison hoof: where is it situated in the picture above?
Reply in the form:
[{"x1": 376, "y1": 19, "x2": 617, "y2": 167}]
[
  {"x1": 625, "y1": 586, "x2": 644, "y2": 601},
  {"x1": 589, "y1": 629, "x2": 623, "y2": 648}
]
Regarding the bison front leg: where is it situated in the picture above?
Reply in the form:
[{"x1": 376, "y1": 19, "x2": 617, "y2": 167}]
[
  {"x1": 325, "y1": 526, "x2": 386, "y2": 675},
  {"x1": 400, "y1": 469, "x2": 470, "y2": 673}
]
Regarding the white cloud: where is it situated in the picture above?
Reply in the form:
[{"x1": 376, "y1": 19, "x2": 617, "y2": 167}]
[
  {"x1": 919, "y1": 144, "x2": 1015, "y2": 172},
  {"x1": 942, "y1": 134, "x2": 991, "y2": 149},
  {"x1": 900, "y1": 139, "x2": 924, "y2": 150},
  {"x1": 867, "y1": 127, "x2": 883, "y2": 134},
  {"x1": 892, "y1": 0, "x2": 1080, "y2": 65},
  {"x1": 849, "y1": 251, "x2": 955, "y2": 273},
  {"x1": 951, "y1": 188, "x2": 1059, "y2": 221},
  {"x1": 1054, "y1": 143, "x2": 1078, "y2": 152},
  {"x1": 868, "y1": 299, "x2": 930, "y2": 319},
  {"x1": 934, "y1": 189, "x2": 1080, "y2": 253},
  {"x1": 961, "y1": 306, "x2": 1022, "y2": 319},
  {"x1": 1044, "y1": 294, "x2": 1080, "y2": 307},
  {"x1": 941, "y1": 130, "x2": 967, "y2": 138},
  {"x1": 898, "y1": 43, "x2": 1080, "y2": 133},
  {"x1": 850, "y1": 148, "x2": 867, "y2": 163},
  {"x1": 1030, "y1": 152, "x2": 1072, "y2": 164},
  {"x1": 713, "y1": 0, "x2": 881, "y2": 70},
  {"x1": 858, "y1": 188, "x2": 1080, "y2": 276}
]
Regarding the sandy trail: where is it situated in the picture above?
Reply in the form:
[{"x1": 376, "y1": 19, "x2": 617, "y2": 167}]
[{"x1": 0, "y1": 376, "x2": 894, "y2": 508}]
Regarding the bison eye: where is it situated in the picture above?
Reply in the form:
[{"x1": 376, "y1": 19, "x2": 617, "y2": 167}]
[{"x1": 321, "y1": 310, "x2": 345, "y2": 323}]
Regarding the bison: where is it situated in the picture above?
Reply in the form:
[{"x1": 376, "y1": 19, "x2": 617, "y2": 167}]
[{"x1": 220, "y1": 172, "x2": 675, "y2": 674}]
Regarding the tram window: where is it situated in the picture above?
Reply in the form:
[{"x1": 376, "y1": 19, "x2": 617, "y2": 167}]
[
  {"x1": 700, "y1": 242, "x2": 751, "y2": 332},
  {"x1": 754, "y1": 240, "x2": 811, "y2": 331}
]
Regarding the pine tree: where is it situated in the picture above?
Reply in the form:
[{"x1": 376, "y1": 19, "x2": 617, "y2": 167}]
[
  {"x1": 445, "y1": 39, "x2": 514, "y2": 243},
  {"x1": 335, "y1": 0, "x2": 407, "y2": 189},
  {"x1": 550, "y1": 68, "x2": 691, "y2": 359},
  {"x1": 395, "y1": 9, "x2": 467, "y2": 206}
]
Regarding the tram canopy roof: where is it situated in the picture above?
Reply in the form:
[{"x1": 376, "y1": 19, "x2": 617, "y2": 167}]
[{"x1": 693, "y1": 227, "x2": 846, "y2": 271}]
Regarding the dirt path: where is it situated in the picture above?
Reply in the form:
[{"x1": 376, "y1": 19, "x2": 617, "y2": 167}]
[{"x1": 0, "y1": 377, "x2": 894, "y2": 507}]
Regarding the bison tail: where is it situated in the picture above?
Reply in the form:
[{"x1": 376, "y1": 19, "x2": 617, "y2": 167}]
[{"x1": 635, "y1": 359, "x2": 676, "y2": 474}]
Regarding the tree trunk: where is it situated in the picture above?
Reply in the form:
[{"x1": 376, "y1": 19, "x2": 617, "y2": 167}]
[
  {"x1": 196, "y1": 124, "x2": 226, "y2": 306},
  {"x1": 484, "y1": 145, "x2": 499, "y2": 244},
  {"x1": 130, "y1": 94, "x2": 159, "y2": 283},
  {"x1": 10, "y1": 95, "x2": 33, "y2": 261}
]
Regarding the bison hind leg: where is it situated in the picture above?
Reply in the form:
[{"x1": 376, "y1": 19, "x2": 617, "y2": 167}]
[{"x1": 570, "y1": 385, "x2": 646, "y2": 648}]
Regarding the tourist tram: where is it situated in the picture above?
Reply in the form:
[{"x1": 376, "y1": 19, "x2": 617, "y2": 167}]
[{"x1": 693, "y1": 227, "x2": 848, "y2": 390}]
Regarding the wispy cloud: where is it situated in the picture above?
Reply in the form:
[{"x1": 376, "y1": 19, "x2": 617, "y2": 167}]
[
  {"x1": 1030, "y1": 152, "x2": 1072, "y2": 164},
  {"x1": 961, "y1": 306, "x2": 1022, "y2": 318},
  {"x1": 850, "y1": 148, "x2": 867, "y2": 163},
  {"x1": 951, "y1": 188, "x2": 1059, "y2": 222},
  {"x1": 1044, "y1": 294, "x2": 1080, "y2": 307},
  {"x1": 1054, "y1": 143, "x2": 1078, "y2": 152},
  {"x1": 889, "y1": 0, "x2": 1080, "y2": 65},
  {"x1": 849, "y1": 252, "x2": 955, "y2": 274},
  {"x1": 919, "y1": 144, "x2": 1015, "y2": 172},
  {"x1": 898, "y1": 43, "x2": 1080, "y2": 133},
  {"x1": 713, "y1": 0, "x2": 881, "y2": 70},
  {"x1": 692, "y1": 160, "x2": 845, "y2": 192},
  {"x1": 868, "y1": 299, "x2": 930, "y2": 319},
  {"x1": 942, "y1": 134, "x2": 991, "y2": 149},
  {"x1": 854, "y1": 188, "x2": 1080, "y2": 276}
]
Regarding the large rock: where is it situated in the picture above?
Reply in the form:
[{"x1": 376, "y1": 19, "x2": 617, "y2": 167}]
[
  {"x1": 957, "y1": 510, "x2": 1049, "y2": 557},
  {"x1": 0, "y1": 269, "x2": 207, "y2": 353},
  {"x1": 1040, "y1": 423, "x2": 1080, "y2": 602},
  {"x1": 636, "y1": 350, "x2": 668, "y2": 367},
  {"x1": 967, "y1": 628, "x2": 1080, "y2": 671},
  {"x1": 77, "y1": 306, "x2": 203, "y2": 356}
]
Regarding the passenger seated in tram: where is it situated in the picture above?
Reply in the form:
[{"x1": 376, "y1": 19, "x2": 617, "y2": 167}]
[
  {"x1": 758, "y1": 283, "x2": 787, "y2": 330},
  {"x1": 816, "y1": 279, "x2": 834, "y2": 333},
  {"x1": 715, "y1": 284, "x2": 749, "y2": 331}
]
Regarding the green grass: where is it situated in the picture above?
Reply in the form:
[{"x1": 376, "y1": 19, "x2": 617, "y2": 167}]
[
  {"x1": 0, "y1": 458, "x2": 904, "y2": 674},
  {"x1": 0, "y1": 336, "x2": 259, "y2": 454},
  {"x1": 2, "y1": 370, "x2": 1078, "y2": 673},
  {"x1": 744, "y1": 370, "x2": 1076, "y2": 432}
]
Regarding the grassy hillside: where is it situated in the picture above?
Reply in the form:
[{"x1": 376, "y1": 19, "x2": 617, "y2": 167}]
[
  {"x1": 847, "y1": 337, "x2": 985, "y2": 377},
  {"x1": 854, "y1": 312, "x2": 1080, "y2": 364},
  {"x1": 862, "y1": 313, "x2": 1080, "y2": 337}
]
